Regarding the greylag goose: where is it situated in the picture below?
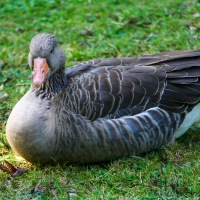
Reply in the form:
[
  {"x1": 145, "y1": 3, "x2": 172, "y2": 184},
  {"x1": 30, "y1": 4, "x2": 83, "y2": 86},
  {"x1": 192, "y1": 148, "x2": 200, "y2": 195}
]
[{"x1": 6, "y1": 33, "x2": 200, "y2": 164}]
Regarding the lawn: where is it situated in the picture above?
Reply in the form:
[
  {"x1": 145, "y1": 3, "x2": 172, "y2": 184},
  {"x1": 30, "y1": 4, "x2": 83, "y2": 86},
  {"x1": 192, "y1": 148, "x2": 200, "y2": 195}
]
[{"x1": 0, "y1": 0, "x2": 200, "y2": 199}]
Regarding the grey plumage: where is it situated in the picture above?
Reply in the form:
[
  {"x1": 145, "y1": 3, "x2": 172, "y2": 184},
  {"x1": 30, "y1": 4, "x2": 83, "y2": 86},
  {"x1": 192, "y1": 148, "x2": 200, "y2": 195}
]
[{"x1": 6, "y1": 33, "x2": 200, "y2": 164}]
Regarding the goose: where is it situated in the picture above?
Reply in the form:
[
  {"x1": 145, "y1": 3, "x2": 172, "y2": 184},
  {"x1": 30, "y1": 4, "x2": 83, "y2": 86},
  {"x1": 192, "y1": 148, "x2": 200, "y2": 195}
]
[{"x1": 6, "y1": 33, "x2": 200, "y2": 164}]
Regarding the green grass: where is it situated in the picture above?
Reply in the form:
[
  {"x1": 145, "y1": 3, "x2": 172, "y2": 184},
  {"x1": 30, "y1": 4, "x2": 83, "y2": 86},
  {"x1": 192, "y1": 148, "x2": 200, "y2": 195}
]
[{"x1": 0, "y1": 0, "x2": 200, "y2": 199}]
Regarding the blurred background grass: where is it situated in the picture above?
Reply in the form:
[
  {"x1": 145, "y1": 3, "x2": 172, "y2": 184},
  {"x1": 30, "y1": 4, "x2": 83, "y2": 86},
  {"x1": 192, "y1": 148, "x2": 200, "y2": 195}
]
[{"x1": 0, "y1": 0, "x2": 200, "y2": 199}]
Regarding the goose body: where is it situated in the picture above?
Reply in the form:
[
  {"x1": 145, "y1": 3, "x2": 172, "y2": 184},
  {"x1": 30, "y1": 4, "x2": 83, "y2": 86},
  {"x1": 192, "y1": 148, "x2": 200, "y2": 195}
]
[{"x1": 6, "y1": 33, "x2": 200, "y2": 164}]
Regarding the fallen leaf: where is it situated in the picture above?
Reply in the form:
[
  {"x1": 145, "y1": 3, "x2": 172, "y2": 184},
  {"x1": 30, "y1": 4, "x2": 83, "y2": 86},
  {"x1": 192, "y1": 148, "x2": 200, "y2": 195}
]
[
  {"x1": 80, "y1": 30, "x2": 93, "y2": 36},
  {"x1": 0, "y1": 84, "x2": 4, "y2": 90},
  {"x1": 0, "y1": 92, "x2": 9, "y2": 102},
  {"x1": 0, "y1": 161, "x2": 28, "y2": 177},
  {"x1": 30, "y1": 181, "x2": 55, "y2": 195},
  {"x1": 193, "y1": 13, "x2": 200, "y2": 18},
  {"x1": 67, "y1": 188, "x2": 77, "y2": 200}
]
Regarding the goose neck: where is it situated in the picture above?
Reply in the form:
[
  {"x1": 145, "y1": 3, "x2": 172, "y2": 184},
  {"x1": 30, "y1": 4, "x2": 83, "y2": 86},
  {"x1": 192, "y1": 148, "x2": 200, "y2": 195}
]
[{"x1": 32, "y1": 67, "x2": 67, "y2": 97}]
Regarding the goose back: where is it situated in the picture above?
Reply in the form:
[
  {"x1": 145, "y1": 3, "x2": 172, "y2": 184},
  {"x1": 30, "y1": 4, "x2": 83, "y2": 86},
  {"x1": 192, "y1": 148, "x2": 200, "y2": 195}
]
[{"x1": 65, "y1": 49, "x2": 200, "y2": 121}]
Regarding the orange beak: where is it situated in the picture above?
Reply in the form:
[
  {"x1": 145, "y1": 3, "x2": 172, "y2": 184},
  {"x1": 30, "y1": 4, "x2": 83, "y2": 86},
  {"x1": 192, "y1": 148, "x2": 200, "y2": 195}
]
[{"x1": 33, "y1": 58, "x2": 50, "y2": 88}]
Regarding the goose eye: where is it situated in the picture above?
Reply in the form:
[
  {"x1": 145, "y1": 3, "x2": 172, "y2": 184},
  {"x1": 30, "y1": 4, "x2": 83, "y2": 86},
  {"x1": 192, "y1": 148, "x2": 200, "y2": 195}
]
[{"x1": 50, "y1": 49, "x2": 53, "y2": 53}]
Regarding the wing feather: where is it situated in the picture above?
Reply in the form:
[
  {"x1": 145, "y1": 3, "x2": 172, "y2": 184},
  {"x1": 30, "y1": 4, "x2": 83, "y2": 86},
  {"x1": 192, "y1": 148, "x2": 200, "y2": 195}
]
[{"x1": 65, "y1": 49, "x2": 200, "y2": 120}]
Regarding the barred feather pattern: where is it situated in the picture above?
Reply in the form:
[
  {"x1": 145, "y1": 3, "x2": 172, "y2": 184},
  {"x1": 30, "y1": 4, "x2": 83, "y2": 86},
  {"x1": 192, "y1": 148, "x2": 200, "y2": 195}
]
[{"x1": 52, "y1": 107, "x2": 184, "y2": 163}]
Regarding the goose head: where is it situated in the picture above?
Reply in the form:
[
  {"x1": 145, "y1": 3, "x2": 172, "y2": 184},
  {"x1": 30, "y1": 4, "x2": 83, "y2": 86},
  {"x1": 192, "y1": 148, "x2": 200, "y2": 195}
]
[{"x1": 28, "y1": 33, "x2": 66, "y2": 88}]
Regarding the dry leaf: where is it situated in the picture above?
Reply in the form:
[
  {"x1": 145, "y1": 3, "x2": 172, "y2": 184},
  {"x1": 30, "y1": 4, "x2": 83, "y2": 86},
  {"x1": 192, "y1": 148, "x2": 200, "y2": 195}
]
[{"x1": 0, "y1": 161, "x2": 28, "y2": 177}]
